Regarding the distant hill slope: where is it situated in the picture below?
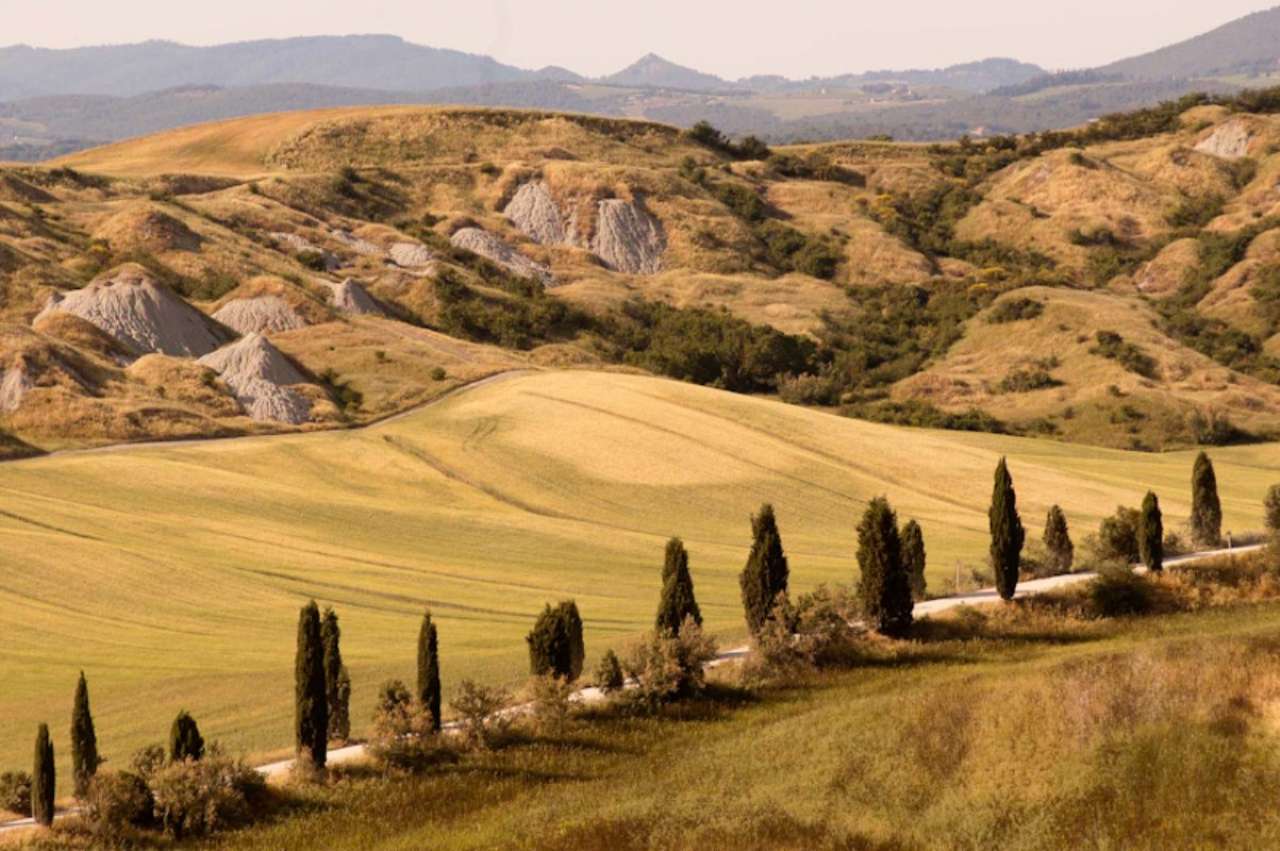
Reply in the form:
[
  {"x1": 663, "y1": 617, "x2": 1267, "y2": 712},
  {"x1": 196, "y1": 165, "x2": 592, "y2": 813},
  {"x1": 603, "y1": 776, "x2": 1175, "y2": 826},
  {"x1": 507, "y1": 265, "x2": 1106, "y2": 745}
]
[
  {"x1": 0, "y1": 35, "x2": 538, "y2": 100},
  {"x1": 1101, "y1": 5, "x2": 1280, "y2": 80},
  {"x1": 604, "y1": 53, "x2": 732, "y2": 91}
]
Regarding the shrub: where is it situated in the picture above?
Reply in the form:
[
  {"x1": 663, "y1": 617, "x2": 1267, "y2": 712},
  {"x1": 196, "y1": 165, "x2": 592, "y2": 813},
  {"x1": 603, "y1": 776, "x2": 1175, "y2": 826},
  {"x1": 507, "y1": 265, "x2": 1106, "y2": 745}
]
[
  {"x1": 1088, "y1": 566, "x2": 1159, "y2": 617},
  {"x1": 526, "y1": 600, "x2": 585, "y2": 682},
  {"x1": 998, "y1": 367, "x2": 1059, "y2": 393},
  {"x1": 529, "y1": 675, "x2": 576, "y2": 736},
  {"x1": 450, "y1": 680, "x2": 513, "y2": 750},
  {"x1": 1091, "y1": 330, "x2": 1159, "y2": 379},
  {"x1": 1265, "y1": 485, "x2": 1280, "y2": 535},
  {"x1": 1098, "y1": 506, "x2": 1142, "y2": 563},
  {"x1": 0, "y1": 770, "x2": 31, "y2": 816},
  {"x1": 130, "y1": 745, "x2": 165, "y2": 781},
  {"x1": 986, "y1": 297, "x2": 1044, "y2": 324},
  {"x1": 1044, "y1": 505, "x2": 1075, "y2": 574},
  {"x1": 622, "y1": 617, "x2": 718, "y2": 712},
  {"x1": 595, "y1": 650, "x2": 625, "y2": 693},
  {"x1": 295, "y1": 249, "x2": 329, "y2": 272},
  {"x1": 430, "y1": 366, "x2": 447, "y2": 381},
  {"x1": 150, "y1": 754, "x2": 265, "y2": 840},
  {"x1": 367, "y1": 681, "x2": 454, "y2": 773},
  {"x1": 85, "y1": 771, "x2": 153, "y2": 836}
]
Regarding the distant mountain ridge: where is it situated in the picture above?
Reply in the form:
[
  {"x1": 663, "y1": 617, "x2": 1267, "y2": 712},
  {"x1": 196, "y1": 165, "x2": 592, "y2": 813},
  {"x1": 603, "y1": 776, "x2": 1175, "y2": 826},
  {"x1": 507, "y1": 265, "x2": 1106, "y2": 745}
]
[
  {"x1": 0, "y1": 35, "x2": 537, "y2": 100},
  {"x1": 5, "y1": 8, "x2": 1280, "y2": 159}
]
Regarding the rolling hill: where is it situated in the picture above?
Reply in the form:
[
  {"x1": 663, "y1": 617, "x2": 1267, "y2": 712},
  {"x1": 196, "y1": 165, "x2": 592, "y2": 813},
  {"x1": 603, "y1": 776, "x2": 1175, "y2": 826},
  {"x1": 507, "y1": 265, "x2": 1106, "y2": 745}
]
[
  {"x1": 3, "y1": 101, "x2": 1280, "y2": 455},
  {"x1": 1, "y1": 367, "x2": 1274, "y2": 787}
]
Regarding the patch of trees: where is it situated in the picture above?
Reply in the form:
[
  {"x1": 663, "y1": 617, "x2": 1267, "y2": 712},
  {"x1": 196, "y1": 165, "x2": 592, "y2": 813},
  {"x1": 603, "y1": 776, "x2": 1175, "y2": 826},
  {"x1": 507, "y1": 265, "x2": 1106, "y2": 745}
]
[
  {"x1": 607, "y1": 300, "x2": 817, "y2": 393},
  {"x1": 1089, "y1": 331, "x2": 1159, "y2": 379},
  {"x1": 986, "y1": 297, "x2": 1044, "y2": 324},
  {"x1": 683, "y1": 121, "x2": 772, "y2": 160},
  {"x1": 433, "y1": 269, "x2": 589, "y2": 350}
]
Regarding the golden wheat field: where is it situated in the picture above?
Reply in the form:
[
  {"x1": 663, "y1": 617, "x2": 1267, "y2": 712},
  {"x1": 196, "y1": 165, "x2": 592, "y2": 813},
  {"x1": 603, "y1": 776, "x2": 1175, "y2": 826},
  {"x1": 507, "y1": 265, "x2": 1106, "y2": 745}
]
[{"x1": 2, "y1": 368, "x2": 1276, "y2": 786}]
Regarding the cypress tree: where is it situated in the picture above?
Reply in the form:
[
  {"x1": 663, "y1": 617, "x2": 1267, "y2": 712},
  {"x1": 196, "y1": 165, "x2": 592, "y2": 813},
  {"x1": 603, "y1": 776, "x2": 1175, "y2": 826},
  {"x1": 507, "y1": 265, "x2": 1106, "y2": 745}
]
[
  {"x1": 417, "y1": 610, "x2": 442, "y2": 733},
  {"x1": 857, "y1": 497, "x2": 913, "y2": 636},
  {"x1": 1043, "y1": 505, "x2": 1074, "y2": 574},
  {"x1": 1265, "y1": 484, "x2": 1280, "y2": 536},
  {"x1": 900, "y1": 519, "x2": 927, "y2": 601},
  {"x1": 321, "y1": 608, "x2": 350, "y2": 741},
  {"x1": 526, "y1": 601, "x2": 585, "y2": 682},
  {"x1": 656, "y1": 537, "x2": 702, "y2": 635},
  {"x1": 32, "y1": 724, "x2": 54, "y2": 827},
  {"x1": 295, "y1": 600, "x2": 328, "y2": 769},
  {"x1": 1139, "y1": 491, "x2": 1165, "y2": 573},
  {"x1": 69, "y1": 671, "x2": 99, "y2": 798},
  {"x1": 989, "y1": 457, "x2": 1025, "y2": 601},
  {"x1": 739, "y1": 503, "x2": 789, "y2": 635},
  {"x1": 168, "y1": 710, "x2": 204, "y2": 762},
  {"x1": 1191, "y1": 451, "x2": 1222, "y2": 548}
]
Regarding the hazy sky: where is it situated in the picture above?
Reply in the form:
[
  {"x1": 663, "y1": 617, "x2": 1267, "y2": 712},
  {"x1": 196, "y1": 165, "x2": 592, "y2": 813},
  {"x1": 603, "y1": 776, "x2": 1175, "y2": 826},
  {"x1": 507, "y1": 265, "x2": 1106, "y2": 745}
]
[{"x1": 7, "y1": 0, "x2": 1279, "y2": 78}]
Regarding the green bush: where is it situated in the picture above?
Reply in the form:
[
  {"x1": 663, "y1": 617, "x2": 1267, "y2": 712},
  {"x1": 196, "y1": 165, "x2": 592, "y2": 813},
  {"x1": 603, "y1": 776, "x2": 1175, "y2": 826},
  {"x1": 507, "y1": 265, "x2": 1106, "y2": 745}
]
[
  {"x1": 86, "y1": 771, "x2": 154, "y2": 836},
  {"x1": 1090, "y1": 331, "x2": 1159, "y2": 379},
  {"x1": 526, "y1": 601, "x2": 585, "y2": 682},
  {"x1": 1088, "y1": 566, "x2": 1158, "y2": 617},
  {"x1": 622, "y1": 618, "x2": 718, "y2": 711},
  {"x1": 998, "y1": 368, "x2": 1060, "y2": 393},
  {"x1": 449, "y1": 680, "x2": 513, "y2": 750},
  {"x1": 1098, "y1": 506, "x2": 1142, "y2": 563},
  {"x1": 0, "y1": 770, "x2": 31, "y2": 816},
  {"x1": 595, "y1": 650, "x2": 625, "y2": 693},
  {"x1": 150, "y1": 754, "x2": 265, "y2": 840},
  {"x1": 986, "y1": 297, "x2": 1044, "y2": 324}
]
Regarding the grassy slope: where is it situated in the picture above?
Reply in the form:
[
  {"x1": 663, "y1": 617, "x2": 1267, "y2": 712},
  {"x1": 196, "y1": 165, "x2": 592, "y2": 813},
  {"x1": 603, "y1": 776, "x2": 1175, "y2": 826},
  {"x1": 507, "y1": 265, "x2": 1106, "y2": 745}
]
[
  {"x1": 1, "y1": 369, "x2": 1276, "y2": 787},
  {"x1": 208, "y1": 601, "x2": 1280, "y2": 850}
]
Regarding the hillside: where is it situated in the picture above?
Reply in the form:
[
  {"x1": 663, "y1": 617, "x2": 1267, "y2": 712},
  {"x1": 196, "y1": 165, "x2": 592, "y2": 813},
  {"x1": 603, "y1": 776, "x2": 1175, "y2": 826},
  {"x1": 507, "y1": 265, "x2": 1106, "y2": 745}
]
[
  {"x1": 2, "y1": 101, "x2": 1280, "y2": 453},
  {"x1": 1, "y1": 367, "x2": 1275, "y2": 785},
  {"x1": 1102, "y1": 5, "x2": 1280, "y2": 80}
]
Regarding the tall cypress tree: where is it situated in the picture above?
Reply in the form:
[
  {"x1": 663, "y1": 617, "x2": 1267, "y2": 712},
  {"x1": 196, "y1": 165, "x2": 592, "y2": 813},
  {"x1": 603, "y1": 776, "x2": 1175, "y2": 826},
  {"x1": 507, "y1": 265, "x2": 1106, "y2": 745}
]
[
  {"x1": 70, "y1": 671, "x2": 99, "y2": 797},
  {"x1": 1043, "y1": 505, "x2": 1074, "y2": 574},
  {"x1": 1139, "y1": 491, "x2": 1164, "y2": 573},
  {"x1": 417, "y1": 610, "x2": 442, "y2": 733},
  {"x1": 989, "y1": 457, "x2": 1025, "y2": 601},
  {"x1": 321, "y1": 608, "x2": 350, "y2": 741},
  {"x1": 656, "y1": 537, "x2": 702, "y2": 635},
  {"x1": 739, "y1": 504, "x2": 789, "y2": 635},
  {"x1": 32, "y1": 724, "x2": 54, "y2": 827},
  {"x1": 1191, "y1": 451, "x2": 1222, "y2": 548},
  {"x1": 295, "y1": 600, "x2": 328, "y2": 769},
  {"x1": 168, "y1": 710, "x2": 204, "y2": 762},
  {"x1": 900, "y1": 520, "x2": 927, "y2": 601},
  {"x1": 857, "y1": 498, "x2": 913, "y2": 636}
]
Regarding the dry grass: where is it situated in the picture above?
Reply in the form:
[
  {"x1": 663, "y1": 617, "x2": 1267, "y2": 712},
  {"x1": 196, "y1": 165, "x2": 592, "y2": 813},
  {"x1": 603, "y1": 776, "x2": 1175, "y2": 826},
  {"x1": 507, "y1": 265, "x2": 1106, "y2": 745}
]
[{"x1": 893, "y1": 285, "x2": 1280, "y2": 448}]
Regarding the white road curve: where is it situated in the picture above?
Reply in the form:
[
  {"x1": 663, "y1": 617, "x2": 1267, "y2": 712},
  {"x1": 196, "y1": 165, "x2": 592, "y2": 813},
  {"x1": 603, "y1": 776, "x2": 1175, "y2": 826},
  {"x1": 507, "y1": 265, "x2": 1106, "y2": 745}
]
[{"x1": 0, "y1": 542, "x2": 1264, "y2": 833}]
